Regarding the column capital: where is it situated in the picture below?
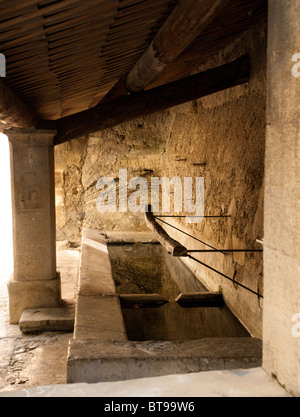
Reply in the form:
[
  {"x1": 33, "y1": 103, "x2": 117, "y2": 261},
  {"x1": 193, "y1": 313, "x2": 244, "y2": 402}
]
[{"x1": 6, "y1": 128, "x2": 57, "y2": 147}]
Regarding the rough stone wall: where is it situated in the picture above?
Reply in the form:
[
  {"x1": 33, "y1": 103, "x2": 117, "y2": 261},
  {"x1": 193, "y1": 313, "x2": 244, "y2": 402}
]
[
  {"x1": 55, "y1": 112, "x2": 170, "y2": 245},
  {"x1": 55, "y1": 21, "x2": 266, "y2": 337}
]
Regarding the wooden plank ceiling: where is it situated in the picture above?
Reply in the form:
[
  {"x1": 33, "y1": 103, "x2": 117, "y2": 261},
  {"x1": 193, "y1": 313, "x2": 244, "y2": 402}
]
[{"x1": 0, "y1": 0, "x2": 267, "y2": 121}]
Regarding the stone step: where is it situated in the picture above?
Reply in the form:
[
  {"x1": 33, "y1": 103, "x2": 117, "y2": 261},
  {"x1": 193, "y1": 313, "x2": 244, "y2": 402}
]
[
  {"x1": 67, "y1": 337, "x2": 262, "y2": 384},
  {"x1": 19, "y1": 306, "x2": 75, "y2": 333}
]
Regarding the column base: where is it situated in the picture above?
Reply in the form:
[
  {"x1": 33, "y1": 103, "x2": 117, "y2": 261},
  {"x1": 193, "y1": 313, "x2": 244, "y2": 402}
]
[{"x1": 8, "y1": 274, "x2": 61, "y2": 324}]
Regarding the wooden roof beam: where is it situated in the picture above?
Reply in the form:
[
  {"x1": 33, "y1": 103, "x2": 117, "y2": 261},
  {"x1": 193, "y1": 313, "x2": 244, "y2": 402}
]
[
  {"x1": 0, "y1": 79, "x2": 40, "y2": 129},
  {"x1": 99, "y1": 0, "x2": 228, "y2": 104},
  {"x1": 54, "y1": 55, "x2": 250, "y2": 146},
  {"x1": 125, "y1": 0, "x2": 228, "y2": 93}
]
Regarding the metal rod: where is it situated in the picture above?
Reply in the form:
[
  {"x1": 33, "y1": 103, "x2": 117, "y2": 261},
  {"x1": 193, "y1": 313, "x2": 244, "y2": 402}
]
[
  {"x1": 155, "y1": 215, "x2": 231, "y2": 218},
  {"x1": 155, "y1": 216, "x2": 224, "y2": 253},
  {"x1": 153, "y1": 214, "x2": 263, "y2": 298},
  {"x1": 187, "y1": 249, "x2": 263, "y2": 253},
  {"x1": 153, "y1": 215, "x2": 263, "y2": 298},
  {"x1": 187, "y1": 255, "x2": 263, "y2": 299}
]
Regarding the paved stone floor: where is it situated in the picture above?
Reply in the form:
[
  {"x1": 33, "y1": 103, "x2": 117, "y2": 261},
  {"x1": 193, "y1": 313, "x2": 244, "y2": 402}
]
[{"x1": 0, "y1": 250, "x2": 80, "y2": 393}]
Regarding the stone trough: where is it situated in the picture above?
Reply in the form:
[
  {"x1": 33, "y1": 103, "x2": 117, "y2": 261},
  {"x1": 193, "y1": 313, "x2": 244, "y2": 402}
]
[{"x1": 66, "y1": 228, "x2": 262, "y2": 384}]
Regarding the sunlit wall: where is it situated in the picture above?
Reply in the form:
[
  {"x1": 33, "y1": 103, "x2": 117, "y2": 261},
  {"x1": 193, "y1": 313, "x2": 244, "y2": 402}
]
[{"x1": 0, "y1": 133, "x2": 13, "y2": 283}]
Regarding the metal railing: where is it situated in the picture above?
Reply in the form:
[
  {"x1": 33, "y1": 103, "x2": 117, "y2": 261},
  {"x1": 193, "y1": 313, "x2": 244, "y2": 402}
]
[{"x1": 154, "y1": 214, "x2": 263, "y2": 299}]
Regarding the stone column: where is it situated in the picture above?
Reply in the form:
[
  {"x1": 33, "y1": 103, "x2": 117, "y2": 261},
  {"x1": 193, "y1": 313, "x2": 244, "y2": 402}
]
[
  {"x1": 263, "y1": 0, "x2": 300, "y2": 396},
  {"x1": 7, "y1": 129, "x2": 61, "y2": 323}
]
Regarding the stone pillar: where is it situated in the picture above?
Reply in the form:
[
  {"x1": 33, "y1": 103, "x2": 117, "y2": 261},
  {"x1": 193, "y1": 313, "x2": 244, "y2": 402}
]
[
  {"x1": 7, "y1": 129, "x2": 61, "y2": 323},
  {"x1": 263, "y1": 0, "x2": 300, "y2": 396}
]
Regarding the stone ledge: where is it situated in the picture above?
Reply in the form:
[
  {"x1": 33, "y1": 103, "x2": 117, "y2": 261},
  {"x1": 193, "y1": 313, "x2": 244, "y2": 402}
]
[
  {"x1": 78, "y1": 228, "x2": 115, "y2": 296},
  {"x1": 74, "y1": 228, "x2": 127, "y2": 342},
  {"x1": 19, "y1": 306, "x2": 75, "y2": 333},
  {"x1": 102, "y1": 231, "x2": 158, "y2": 244},
  {"x1": 67, "y1": 338, "x2": 262, "y2": 383},
  {"x1": 74, "y1": 295, "x2": 127, "y2": 341}
]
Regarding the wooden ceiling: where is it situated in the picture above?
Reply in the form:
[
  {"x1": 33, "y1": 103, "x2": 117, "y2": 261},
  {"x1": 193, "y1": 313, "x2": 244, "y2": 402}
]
[{"x1": 0, "y1": 0, "x2": 267, "y2": 122}]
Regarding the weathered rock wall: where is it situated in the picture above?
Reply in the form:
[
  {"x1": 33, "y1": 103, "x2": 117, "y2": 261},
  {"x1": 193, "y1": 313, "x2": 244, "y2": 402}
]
[{"x1": 55, "y1": 22, "x2": 266, "y2": 337}]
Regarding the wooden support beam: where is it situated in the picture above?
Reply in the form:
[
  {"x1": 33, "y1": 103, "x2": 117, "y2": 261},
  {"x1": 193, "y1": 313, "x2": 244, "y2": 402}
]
[
  {"x1": 175, "y1": 292, "x2": 224, "y2": 308},
  {"x1": 119, "y1": 294, "x2": 168, "y2": 309},
  {"x1": 0, "y1": 79, "x2": 39, "y2": 129},
  {"x1": 55, "y1": 55, "x2": 250, "y2": 145},
  {"x1": 125, "y1": 0, "x2": 228, "y2": 93},
  {"x1": 144, "y1": 206, "x2": 188, "y2": 257}
]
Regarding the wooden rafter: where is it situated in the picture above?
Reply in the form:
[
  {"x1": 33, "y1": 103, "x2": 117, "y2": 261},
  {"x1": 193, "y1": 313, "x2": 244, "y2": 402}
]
[
  {"x1": 0, "y1": 0, "x2": 267, "y2": 120},
  {"x1": 100, "y1": 0, "x2": 228, "y2": 102},
  {"x1": 54, "y1": 55, "x2": 250, "y2": 145},
  {"x1": 125, "y1": 0, "x2": 228, "y2": 93}
]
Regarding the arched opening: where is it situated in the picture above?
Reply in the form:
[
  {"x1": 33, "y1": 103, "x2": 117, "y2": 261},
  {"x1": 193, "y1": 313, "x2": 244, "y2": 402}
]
[{"x1": 0, "y1": 133, "x2": 13, "y2": 284}]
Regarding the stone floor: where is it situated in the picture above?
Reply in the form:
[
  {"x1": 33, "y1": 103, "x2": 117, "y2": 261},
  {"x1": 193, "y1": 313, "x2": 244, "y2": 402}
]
[
  {"x1": 0, "y1": 249, "x2": 80, "y2": 393},
  {"x1": 0, "y1": 249, "x2": 291, "y2": 397},
  {"x1": 0, "y1": 367, "x2": 291, "y2": 397}
]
